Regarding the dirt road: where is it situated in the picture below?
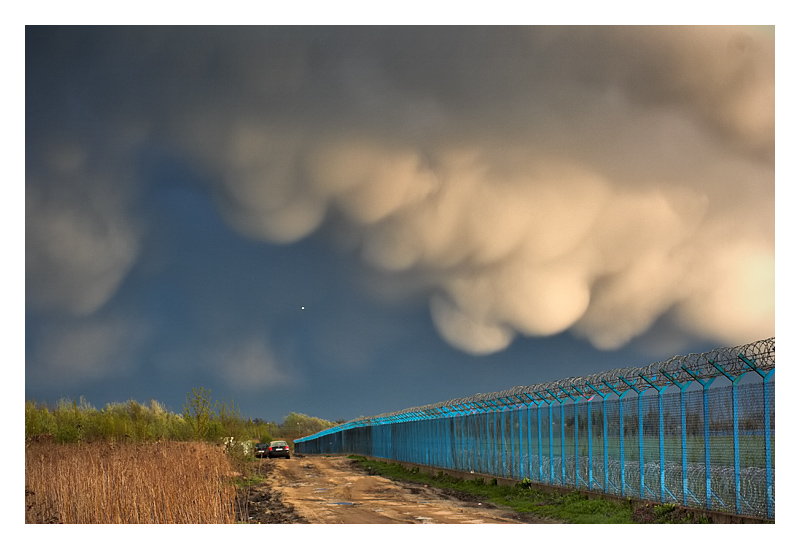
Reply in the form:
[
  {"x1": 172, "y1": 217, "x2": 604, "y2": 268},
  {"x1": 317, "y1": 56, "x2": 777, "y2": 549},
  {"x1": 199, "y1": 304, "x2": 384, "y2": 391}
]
[{"x1": 243, "y1": 454, "x2": 553, "y2": 524}]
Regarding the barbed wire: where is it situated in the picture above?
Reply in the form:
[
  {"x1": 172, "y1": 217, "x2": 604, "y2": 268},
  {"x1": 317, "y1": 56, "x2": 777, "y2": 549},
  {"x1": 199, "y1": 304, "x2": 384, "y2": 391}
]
[
  {"x1": 295, "y1": 337, "x2": 775, "y2": 518},
  {"x1": 297, "y1": 337, "x2": 774, "y2": 440}
]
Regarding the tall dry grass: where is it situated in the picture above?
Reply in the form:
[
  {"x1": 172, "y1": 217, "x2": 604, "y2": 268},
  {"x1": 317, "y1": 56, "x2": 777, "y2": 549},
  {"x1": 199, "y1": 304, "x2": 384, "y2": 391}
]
[{"x1": 25, "y1": 441, "x2": 239, "y2": 523}]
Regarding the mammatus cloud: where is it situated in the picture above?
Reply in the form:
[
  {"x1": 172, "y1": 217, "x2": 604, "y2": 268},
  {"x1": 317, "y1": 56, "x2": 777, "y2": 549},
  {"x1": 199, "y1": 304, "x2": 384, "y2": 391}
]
[
  {"x1": 186, "y1": 27, "x2": 773, "y2": 354},
  {"x1": 27, "y1": 26, "x2": 774, "y2": 362},
  {"x1": 26, "y1": 142, "x2": 140, "y2": 316}
]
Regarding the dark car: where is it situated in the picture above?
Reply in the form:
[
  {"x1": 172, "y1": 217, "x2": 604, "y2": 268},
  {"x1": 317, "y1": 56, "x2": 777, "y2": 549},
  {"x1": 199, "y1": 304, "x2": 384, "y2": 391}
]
[
  {"x1": 254, "y1": 442, "x2": 269, "y2": 458},
  {"x1": 267, "y1": 440, "x2": 290, "y2": 459}
]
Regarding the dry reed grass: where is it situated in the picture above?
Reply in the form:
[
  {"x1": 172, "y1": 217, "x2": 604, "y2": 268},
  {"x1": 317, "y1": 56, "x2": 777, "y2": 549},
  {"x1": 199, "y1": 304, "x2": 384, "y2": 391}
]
[{"x1": 25, "y1": 441, "x2": 239, "y2": 523}]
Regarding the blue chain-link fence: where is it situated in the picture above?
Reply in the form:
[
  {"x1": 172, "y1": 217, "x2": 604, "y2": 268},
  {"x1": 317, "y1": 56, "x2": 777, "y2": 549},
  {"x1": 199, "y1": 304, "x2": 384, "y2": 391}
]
[{"x1": 295, "y1": 338, "x2": 775, "y2": 520}]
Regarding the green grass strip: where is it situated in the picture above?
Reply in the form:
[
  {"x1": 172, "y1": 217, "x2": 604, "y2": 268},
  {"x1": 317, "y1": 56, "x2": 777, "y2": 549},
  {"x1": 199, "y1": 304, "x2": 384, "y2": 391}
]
[{"x1": 347, "y1": 456, "x2": 710, "y2": 524}]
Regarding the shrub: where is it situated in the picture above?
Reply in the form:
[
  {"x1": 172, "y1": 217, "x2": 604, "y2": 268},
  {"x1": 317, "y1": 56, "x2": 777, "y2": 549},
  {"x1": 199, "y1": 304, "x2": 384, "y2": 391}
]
[{"x1": 24, "y1": 390, "x2": 336, "y2": 447}]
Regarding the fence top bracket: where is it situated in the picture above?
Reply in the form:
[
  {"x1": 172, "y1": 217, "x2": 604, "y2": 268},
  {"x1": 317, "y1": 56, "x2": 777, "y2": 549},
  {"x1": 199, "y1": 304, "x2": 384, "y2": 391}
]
[{"x1": 295, "y1": 337, "x2": 774, "y2": 443}]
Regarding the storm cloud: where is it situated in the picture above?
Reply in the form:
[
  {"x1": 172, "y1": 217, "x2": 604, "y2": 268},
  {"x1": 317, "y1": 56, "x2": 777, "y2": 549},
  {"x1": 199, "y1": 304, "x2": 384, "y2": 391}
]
[{"x1": 26, "y1": 26, "x2": 774, "y2": 377}]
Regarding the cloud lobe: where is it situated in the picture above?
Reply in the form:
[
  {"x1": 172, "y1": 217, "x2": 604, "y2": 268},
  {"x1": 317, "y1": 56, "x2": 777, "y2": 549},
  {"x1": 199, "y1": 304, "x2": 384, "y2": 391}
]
[{"x1": 27, "y1": 26, "x2": 775, "y2": 360}]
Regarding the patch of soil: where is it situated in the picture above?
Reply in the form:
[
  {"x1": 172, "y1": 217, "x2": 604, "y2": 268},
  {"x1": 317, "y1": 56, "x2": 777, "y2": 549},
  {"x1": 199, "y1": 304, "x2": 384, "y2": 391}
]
[
  {"x1": 261, "y1": 454, "x2": 557, "y2": 524},
  {"x1": 235, "y1": 459, "x2": 308, "y2": 524}
]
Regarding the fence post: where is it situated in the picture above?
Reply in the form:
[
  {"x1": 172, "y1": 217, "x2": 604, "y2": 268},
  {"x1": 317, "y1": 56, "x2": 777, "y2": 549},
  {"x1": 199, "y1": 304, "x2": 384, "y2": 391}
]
[
  {"x1": 739, "y1": 354, "x2": 775, "y2": 520},
  {"x1": 482, "y1": 401, "x2": 493, "y2": 475},
  {"x1": 430, "y1": 409, "x2": 437, "y2": 468},
  {"x1": 474, "y1": 404, "x2": 483, "y2": 474},
  {"x1": 526, "y1": 396, "x2": 535, "y2": 481},
  {"x1": 464, "y1": 403, "x2": 476, "y2": 473},
  {"x1": 447, "y1": 406, "x2": 456, "y2": 470},
  {"x1": 464, "y1": 405, "x2": 471, "y2": 473},
  {"x1": 661, "y1": 369, "x2": 694, "y2": 507},
  {"x1": 620, "y1": 376, "x2": 647, "y2": 500},
  {"x1": 459, "y1": 405, "x2": 467, "y2": 472},
  {"x1": 572, "y1": 384, "x2": 595, "y2": 490},
  {"x1": 544, "y1": 389, "x2": 565, "y2": 485},
  {"x1": 497, "y1": 398, "x2": 510, "y2": 479},
  {"x1": 472, "y1": 403, "x2": 482, "y2": 473},
  {"x1": 470, "y1": 405, "x2": 479, "y2": 473},
  {"x1": 407, "y1": 413, "x2": 415, "y2": 464},
  {"x1": 435, "y1": 409, "x2": 443, "y2": 468},
  {"x1": 404, "y1": 413, "x2": 413, "y2": 464},
  {"x1": 535, "y1": 397, "x2": 545, "y2": 483},
  {"x1": 603, "y1": 379, "x2": 632, "y2": 496},
  {"x1": 422, "y1": 411, "x2": 428, "y2": 468},
  {"x1": 449, "y1": 404, "x2": 463, "y2": 471},
  {"x1": 402, "y1": 414, "x2": 411, "y2": 463},
  {"x1": 498, "y1": 398, "x2": 510, "y2": 478},
  {"x1": 681, "y1": 365, "x2": 716, "y2": 512},
  {"x1": 421, "y1": 411, "x2": 430, "y2": 466},
  {"x1": 436, "y1": 407, "x2": 447, "y2": 469},
  {"x1": 507, "y1": 399, "x2": 517, "y2": 479},
  {"x1": 521, "y1": 395, "x2": 534, "y2": 481},
  {"x1": 468, "y1": 403, "x2": 479, "y2": 473},
  {"x1": 487, "y1": 400, "x2": 500, "y2": 477},
  {"x1": 710, "y1": 360, "x2": 746, "y2": 515},
  {"x1": 561, "y1": 386, "x2": 583, "y2": 489},
  {"x1": 408, "y1": 414, "x2": 414, "y2": 463},
  {"x1": 507, "y1": 397, "x2": 522, "y2": 479},
  {"x1": 588, "y1": 383, "x2": 611, "y2": 494},
  {"x1": 443, "y1": 409, "x2": 452, "y2": 471},
  {"x1": 534, "y1": 392, "x2": 550, "y2": 483},
  {"x1": 493, "y1": 400, "x2": 503, "y2": 478},
  {"x1": 413, "y1": 412, "x2": 423, "y2": 465},
  {"x1": 640, "y1": 374, "x2": 670, "y2": 503},
  {"x1": 387, "y1": 418, "x2": 393, "y2": 461},
  {"x1": 514, "y1": 396, "x2": 527, "y2": 480}
]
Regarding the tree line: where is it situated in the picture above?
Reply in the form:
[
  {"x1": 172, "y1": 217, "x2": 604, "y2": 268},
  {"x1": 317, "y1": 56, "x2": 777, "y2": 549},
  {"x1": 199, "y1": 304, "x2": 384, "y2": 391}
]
[{"x1": 25, "y1": 388, "x2": 339, "y2": 445}]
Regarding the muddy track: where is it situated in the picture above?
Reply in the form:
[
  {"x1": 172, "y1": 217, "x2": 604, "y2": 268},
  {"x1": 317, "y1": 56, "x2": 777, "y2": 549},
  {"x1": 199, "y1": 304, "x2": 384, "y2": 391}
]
[
  {"x1": 239, "y1": 454, "x2": 558, "y2": 524},
  {"x1": 236, "y1": 459, "x2": 308, "y2": 524}
]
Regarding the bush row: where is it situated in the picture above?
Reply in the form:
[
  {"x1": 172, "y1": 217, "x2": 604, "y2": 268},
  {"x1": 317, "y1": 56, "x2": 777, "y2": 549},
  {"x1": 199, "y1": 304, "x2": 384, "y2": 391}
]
[{"x1": 25, "y1": 393, "x2": 334, "y2": 445}]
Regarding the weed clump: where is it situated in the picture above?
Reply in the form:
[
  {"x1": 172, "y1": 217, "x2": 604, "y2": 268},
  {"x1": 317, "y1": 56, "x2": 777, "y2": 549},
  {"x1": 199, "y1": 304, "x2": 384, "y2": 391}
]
[{"x1": 632, "y1": 502, "x2": 711, "y2": 524}]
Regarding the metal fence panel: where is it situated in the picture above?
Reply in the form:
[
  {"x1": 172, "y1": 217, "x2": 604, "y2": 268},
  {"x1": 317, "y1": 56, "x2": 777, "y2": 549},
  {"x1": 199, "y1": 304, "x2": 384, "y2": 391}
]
[{"x1": 295, "y1": 338, "x2": 775, "y2": 519}]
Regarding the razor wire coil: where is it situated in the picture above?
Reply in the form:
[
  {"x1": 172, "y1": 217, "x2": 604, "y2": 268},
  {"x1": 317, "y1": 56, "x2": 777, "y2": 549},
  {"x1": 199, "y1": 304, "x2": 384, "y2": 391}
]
[{"x1": 295, "y1": 337, "x2": 775, "y2": 519}]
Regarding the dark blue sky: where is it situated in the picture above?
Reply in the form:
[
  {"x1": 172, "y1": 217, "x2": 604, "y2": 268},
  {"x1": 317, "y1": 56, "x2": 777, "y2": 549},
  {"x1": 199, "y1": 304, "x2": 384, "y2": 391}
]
[{"x1": 25, "y1": 26, "x2": 775, "y2": 425}]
